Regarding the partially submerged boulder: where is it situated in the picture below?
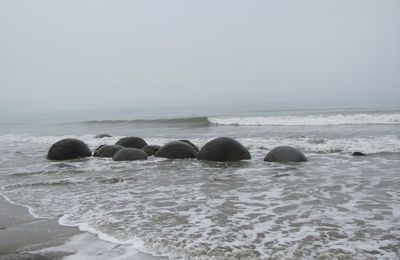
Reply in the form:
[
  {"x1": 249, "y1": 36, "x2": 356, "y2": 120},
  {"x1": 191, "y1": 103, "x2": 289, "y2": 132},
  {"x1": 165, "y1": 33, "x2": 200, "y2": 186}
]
[
  {"x1": 93, "y1": 145, "x2": 124, "y2": 157},
  {"x1": 113, "y1": 148, "x2": 148, "y2": 161},
  {"x1": 155, "y1": 141, "x2": 197, "y2": 159},
  {"x1": 94, "y1": 134, "x2": 112, "y2": 139},
  {"x1": 264, "y1": 146, "x2": 307, "y2": 162},
  {"x1": 352, "y1": 151, "x2": 367, "y2": 156},
  {"x1": 197, "y1": 137, "x2": 251, "y2": 162},
  {"x1": 141, "y1": 145, "x2": 162, "y2": 156},
  {"x1": 115, "y1": 137, "x2": 147, "y2": 149},
  {"x1": 179, "y1": 139, "x2": 199, "y2": 152},
  {"x1": 47, "y1": 138, "x2": 92, "y2": 160}
]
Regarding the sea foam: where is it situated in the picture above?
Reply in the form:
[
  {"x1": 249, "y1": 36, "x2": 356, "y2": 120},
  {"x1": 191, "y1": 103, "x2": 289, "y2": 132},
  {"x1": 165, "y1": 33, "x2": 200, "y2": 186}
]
[
  {"x1": 1, "y1": 119, "x2": 400, "y2": 259},
  {"x1": 1, "y1": 134, "x2": 400, "y2": 156},
  {"x1": 209, "y1": 113, "x2": 400, "y2": 126}
]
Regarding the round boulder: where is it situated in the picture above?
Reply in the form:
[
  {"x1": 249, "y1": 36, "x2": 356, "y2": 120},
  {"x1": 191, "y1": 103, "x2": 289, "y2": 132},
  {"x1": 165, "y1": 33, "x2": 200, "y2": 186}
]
[
  {"x1": 264, "y1": 146, "x2": 307, "y2": 162},
  {"x1": 115, "y1": 137, "x2": 147, "y2": 149},
  {"x1": 47, "y1": 138, "x2": 92, "y2": 160},
  {"x1": 155, "y1": 141, "x2": 197, "y2": 159},
  {"x1": 113, "y1": 148, "x2": 148, "y2": 161},
  {"x1": 94, "y1": 134, "x2": 112, "y2": 139},
  {"x1": 93, "y1": 145, "x2": 124, "y2": 157},
  {"x1": 141, "y1": 145, "x2": 162, "y2": 156},
  {"x1": 197, "y1": 137, "x2": 251, "y2": 162},
  {"x1": 352, "y1": 151, "x2": 367, "y2": 156},
  {"x1": 179, "y1": 140, "x2": 199, "y2": 152}
]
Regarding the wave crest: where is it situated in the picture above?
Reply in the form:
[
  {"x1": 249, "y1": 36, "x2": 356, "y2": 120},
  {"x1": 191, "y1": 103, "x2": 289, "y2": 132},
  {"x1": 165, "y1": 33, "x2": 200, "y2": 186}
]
[
  {"x1": 209, "y1": 113, "x2": 400, "y2": 126},
  {"x1": 64, "y1": 113, "x2": 400, "y2": 127},
  {"x1": 77, "y1": 117, "x2": 211, "y2": 127}
]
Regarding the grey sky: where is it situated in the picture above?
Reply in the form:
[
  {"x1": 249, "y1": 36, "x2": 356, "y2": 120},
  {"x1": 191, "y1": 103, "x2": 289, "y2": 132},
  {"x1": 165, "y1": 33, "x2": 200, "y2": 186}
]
[{"x1": 0, "y1": 0, "x2": 399, "y2": 112}]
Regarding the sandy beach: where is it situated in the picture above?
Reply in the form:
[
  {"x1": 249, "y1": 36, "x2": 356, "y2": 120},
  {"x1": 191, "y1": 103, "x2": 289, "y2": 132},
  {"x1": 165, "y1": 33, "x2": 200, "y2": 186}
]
[
  {"x1": 0, "y1": 195, "x2": 79, "y2": 259},
  {"x1": 0, "y1": 195, "x2": 166, "y2": 260}
]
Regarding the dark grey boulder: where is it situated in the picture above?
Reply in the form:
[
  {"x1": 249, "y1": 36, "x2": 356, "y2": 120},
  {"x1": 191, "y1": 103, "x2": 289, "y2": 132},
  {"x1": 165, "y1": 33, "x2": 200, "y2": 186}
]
[
  {"x1": 141, "y1": 145, "x2": 162, "y2": 156},
  {"x1": 155, "y1": 141, "x2": 197, "y2": 159},
  {"x1": 94, "y1": 134, "x2": 112, "y2": 139},
  {"x1": 47, "y1": 138, "x2": 92, "y2": 160},
  {"x1": 179, "y1": 140, "x2": 199, "y2": 152},
  {"x1": 113, "y1": 148, "x2": 148, "y2": 161},
  {"x1": 352, "y1": 151, "x2": 367, "y2": 156},
  {"x1": 0, "y1": 253, "x2": 53, "y2": 260},
  {"x1": 264, "y1": 146, "x2": 307, "y2": 162},
  {"x1": 93, "y1": 145, "x2": 124, "y2": 157},
  {"x1": 115, "y1": 137, "x2": 147, "y2": 149},
  {"x1": 197, "y1": 137, "x2": 251, "y2": 162}
]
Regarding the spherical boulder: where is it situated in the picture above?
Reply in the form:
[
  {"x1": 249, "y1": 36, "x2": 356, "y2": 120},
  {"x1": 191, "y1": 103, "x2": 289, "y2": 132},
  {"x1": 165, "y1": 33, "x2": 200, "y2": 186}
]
[
  {"x1": 47, "y1": 138, "x2": 92, "y2": 160},
  {"x1": 155, "y1": 141, "x2": 197, "y2": 159},
  {"x1": 197, "y1": 137, "x2": 251, "y2": 162},
  {"x1": 141, "y1": 145, "x2": 162, "y2": 156},
  {"x1": 179, "y1": 140, "x2": 199, "y2": 152},
  {"x1": 93, "y1": 145, "x2": 124, "y2": 158},
  {"x1": 264, "y1": 146, "x2": 307, "y2": 162},
  {"x1": 94, "y1": 134, "x2": 112, "y2": 139},
  {"x1": 112, "y1": 148, "x2": 148, "y2": 161},
  {"x1": 115, "y1": 137, "x2": 147, "y2": 149},
  {"x1": 352, "y1": 151, "x2": 367, "y2": 156}
]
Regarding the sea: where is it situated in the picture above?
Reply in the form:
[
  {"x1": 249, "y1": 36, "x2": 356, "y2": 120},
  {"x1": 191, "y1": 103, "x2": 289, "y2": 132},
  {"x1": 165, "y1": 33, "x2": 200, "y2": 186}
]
[{"x1": 0, "y1": 101, "x2": 399, "y2": 259}]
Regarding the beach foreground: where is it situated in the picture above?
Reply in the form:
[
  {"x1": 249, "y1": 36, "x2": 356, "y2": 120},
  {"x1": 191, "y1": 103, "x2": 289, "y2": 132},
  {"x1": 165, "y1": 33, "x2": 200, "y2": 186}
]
[
  {"x1": 0, "y1": 196, "x2": 165, "y2": 260},
  {"x1": 0, "y1": 195, "x2": 77, "y2": 259}
]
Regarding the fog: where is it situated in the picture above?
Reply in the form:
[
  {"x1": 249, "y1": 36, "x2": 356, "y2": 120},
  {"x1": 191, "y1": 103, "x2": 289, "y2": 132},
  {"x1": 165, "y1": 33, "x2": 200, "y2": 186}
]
[{"x1": 1, "y1": 0, "x2": 399, "y2": 112}]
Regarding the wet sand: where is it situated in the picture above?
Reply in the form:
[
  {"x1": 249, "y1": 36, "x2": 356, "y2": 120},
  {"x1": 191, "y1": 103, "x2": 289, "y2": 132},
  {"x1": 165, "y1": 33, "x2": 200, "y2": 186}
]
[
  {"x1": 0, "y1": 195, "x2": 79, "y2": 259},
  {"x1": 0, "y1": 196, "x2": 166, "y2": 260}
]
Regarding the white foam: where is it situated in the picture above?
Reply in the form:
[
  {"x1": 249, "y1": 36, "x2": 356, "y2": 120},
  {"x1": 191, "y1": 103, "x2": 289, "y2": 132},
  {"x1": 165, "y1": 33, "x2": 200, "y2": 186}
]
[
  {"x1": 243, "y1": 135, "x2": 400, "y2": 154},
  {"x1": 2, "y1": 133, "x2": 400, "y2": 156},
  {"x1": 209, "y1": 113, "x2": 400, "y2": 126},
  {"x1": 58, "y1": 216, "x2": 143, "y2": 246},
  {"x1": 33, "y1": 232, "x2": 164, "y2": 260},
  {"x1": 0, "y1": 134, "x2": 178, "y2": 149},
  {"x1": 1, "y1": 130, "x2": 400, "y2": 259}
]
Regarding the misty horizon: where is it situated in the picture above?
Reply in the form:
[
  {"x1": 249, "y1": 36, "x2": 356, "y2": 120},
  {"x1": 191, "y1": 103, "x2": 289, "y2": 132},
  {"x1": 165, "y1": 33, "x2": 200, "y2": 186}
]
[{"x1": 1, "y1": 0, "x2": 399, "y2": 113}]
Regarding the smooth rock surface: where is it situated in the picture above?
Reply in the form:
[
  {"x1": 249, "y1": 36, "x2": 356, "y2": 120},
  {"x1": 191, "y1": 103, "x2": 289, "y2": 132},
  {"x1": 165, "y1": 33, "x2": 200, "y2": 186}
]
[
  {"x1": 179, "y1": 140, "x2": 199, "y2": 153},
  {"x1": 264, "y1": 146, "x2": 307, "y2": 162},
  {"x1": 352, "y1": 151, "x2": 367, "y2": 156},
  {"x1": 47, "y1": 139, "x2": 91, "y2": 160},
  {"x1": 197, "y1": 137, "x2": 251, "y2": 162},
  {"x1": 155, "y1": 141, "x2": 197, "y2": 159},
  {"x1": 93, "y1": 145, "x2": 124, "y2": 158},
  {"x1": 113, "y1": 148, "x2": 148, "y2": 161},
  {"x1": 141, "y1": 145, "x2": 162, "y2": 156},
  {"x1": 115, "y1": 137, "x2": 147, "y2": 149}
]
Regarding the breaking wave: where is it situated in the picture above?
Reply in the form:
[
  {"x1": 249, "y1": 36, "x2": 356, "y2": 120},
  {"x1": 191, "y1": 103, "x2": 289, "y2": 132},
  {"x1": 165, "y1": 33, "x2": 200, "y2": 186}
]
[
  {"x1": 74, "y1": 117, "x2": 211, "y2": 127},
  {"x1": 209, "y1": 113, "x2": 400, "y2": 126},
  {"x1": 70, "y1": 113, "x2": 400, "y2": 127}
]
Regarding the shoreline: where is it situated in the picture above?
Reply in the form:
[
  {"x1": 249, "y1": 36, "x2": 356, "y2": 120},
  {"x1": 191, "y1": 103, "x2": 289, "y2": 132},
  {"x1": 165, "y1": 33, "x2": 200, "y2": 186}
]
[
  {"x1": 0, "y1": 195, "x2": 79, "y2": 259},
  {"x1": 0, "y1": 195, "x2": 167, "y2": 260}
]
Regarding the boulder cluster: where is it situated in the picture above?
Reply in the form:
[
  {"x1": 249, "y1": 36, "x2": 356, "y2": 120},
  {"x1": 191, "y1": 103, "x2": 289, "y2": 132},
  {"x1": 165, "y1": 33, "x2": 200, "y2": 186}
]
[{"x1": 47, "y1": 136, "x2": 308, "y2": 163}]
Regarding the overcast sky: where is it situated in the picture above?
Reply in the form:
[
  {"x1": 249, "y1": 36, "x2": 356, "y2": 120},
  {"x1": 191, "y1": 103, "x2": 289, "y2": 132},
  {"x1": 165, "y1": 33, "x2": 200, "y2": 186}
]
[{"x1": 0, "y1": 0, "x2": 399, "y2": 112}]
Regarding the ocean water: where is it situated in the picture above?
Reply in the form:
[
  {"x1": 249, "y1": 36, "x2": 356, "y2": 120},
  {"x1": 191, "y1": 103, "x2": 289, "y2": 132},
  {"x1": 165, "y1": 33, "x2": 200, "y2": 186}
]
[{"x1": 0, "y1": 103, "x2": 399, "y2": 259}]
